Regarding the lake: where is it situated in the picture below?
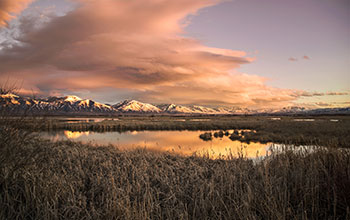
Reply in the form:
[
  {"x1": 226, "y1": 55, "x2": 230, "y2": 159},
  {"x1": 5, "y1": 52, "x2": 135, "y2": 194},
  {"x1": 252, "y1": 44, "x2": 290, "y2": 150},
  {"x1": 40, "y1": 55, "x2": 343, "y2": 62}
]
[{"x1": 41, "y1": 129, "x2": 276, "y2": 159}]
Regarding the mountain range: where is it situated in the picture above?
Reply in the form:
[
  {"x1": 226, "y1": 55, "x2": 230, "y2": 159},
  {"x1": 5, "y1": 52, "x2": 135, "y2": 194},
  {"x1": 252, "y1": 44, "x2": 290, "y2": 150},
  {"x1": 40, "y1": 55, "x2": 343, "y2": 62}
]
[{"x1": 0, "y1": 93, "x2": 349, "y2": 115}]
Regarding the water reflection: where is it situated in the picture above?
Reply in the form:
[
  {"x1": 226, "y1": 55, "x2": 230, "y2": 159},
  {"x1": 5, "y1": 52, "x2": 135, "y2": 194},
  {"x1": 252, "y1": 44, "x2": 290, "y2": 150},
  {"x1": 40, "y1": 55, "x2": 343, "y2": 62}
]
[
  {"x1": 270, "y1": 117, "x2": 281, "y2": 120},
  {"x1": 293, "y1": 119, "x2": 315, "y2": 122},
  {"x1": 57, "y1": 117, "x2": 117, "y2": 123},
  {"x1": 189, "y1": 119, "x2": 211, "y2": 122},
  {"x1": 64, "y1": 131, "x2": 90, "y2": 139},
  {"x1": 42, "y1": 130, "x2": 272, "y2": 158}
]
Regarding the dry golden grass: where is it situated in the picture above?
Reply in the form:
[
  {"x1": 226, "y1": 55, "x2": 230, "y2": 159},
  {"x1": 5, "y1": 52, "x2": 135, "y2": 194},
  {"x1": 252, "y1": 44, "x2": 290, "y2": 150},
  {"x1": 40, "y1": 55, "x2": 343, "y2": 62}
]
[{"x1": 1, "y1": 124, "x2": 349, "y2": 220}]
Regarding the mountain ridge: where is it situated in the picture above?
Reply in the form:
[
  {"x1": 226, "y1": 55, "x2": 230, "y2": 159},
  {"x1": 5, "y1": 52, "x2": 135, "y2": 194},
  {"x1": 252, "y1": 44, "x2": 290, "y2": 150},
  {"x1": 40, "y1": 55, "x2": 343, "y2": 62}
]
[{"x1": 0, "y1": 93, "x2": 349, "y2": 115}]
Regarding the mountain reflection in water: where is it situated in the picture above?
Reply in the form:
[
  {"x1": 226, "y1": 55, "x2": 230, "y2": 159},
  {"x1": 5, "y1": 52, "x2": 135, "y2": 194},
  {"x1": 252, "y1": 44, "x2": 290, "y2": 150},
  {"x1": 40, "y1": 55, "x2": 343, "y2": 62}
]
[{"x1": 42, "y1": 130, "x2": 273, "y2": 159}]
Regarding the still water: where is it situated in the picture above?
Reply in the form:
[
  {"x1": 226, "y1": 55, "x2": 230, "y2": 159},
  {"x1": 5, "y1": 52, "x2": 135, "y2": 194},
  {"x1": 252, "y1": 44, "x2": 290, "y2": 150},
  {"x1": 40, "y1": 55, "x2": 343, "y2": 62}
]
[{"x1": 41, "y1": 130, "x2": 276, "y2": 158}]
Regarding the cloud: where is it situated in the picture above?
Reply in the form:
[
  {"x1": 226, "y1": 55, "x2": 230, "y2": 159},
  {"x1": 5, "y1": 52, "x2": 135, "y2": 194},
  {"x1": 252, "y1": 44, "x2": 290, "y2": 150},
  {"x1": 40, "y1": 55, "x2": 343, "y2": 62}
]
[
  {"x1": 325, "y1": 92, "x2": 348, "y2": 96},
  {"x1": 314, "y1": 101, "x2": 350, "y2": 108},
  {"x1": 0, "y1": 0, "x2": 341, "y2": 108},
  {"x1": 296, "y1": 91, "x2": 349, "y2": 97},
  {"x1": 315, "y1": 102, "x2": 332, "y2": 107},
  {"x1": 0, "y1": 0, "x2": 33, "y2": 27},
  {"x1": 289, "y1": 55, "x2": 311, "y2": 62}
]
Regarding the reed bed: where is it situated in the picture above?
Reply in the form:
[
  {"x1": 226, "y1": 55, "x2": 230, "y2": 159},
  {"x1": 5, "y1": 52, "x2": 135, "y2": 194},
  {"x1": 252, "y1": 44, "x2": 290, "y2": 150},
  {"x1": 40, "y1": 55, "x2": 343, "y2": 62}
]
[
  {"x1": 3, "y1": 115, "x2": 349, "y2": 148},
  {"x1": 1, "y1": 124, "x2": 349, "y2": 219}
]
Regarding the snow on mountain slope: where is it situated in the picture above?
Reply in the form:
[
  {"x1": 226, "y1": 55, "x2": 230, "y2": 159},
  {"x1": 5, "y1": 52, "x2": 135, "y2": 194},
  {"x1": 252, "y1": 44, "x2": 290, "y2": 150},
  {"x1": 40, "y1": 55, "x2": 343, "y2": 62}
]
[
  {"x1": 159, "y1": 104, "x2": 195, "y2": 114},
  {"x1": 0, "y1": 93, "x2": 20, "y2": 99},
  {"x1": 0, "y1": 94, "x2": 114, "y2": 114},
  {"x1": 43, "y1": 96, "x2": 114, "y2": 113},
  {"x1": 1, "y1": 93, "x2": 349, "y2": 115},
  {"x1": 160, "y1": 104, "x2": 233, "y2": 114},
  {"x1": 0, "y1": 93, "x2": 21, "y2": 105},
  {"x1": 64, "y1": 95, "x2": 82, "y2": 103},
  {"x1": 113, "y1": 100, "x2": 161, "y2": 113},
  {"x1": 0, "y1": 93, "x2": 34, "y2": 111},
  {"x1": 190, "y1": 105, "x2": 222, "y2": 114}
]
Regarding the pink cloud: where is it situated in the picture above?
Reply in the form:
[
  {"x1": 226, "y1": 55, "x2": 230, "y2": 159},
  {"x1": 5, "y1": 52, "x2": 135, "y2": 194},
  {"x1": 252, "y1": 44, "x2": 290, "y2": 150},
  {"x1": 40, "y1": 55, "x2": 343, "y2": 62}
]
[
  {"x1": 288, "y1": 57, "x2": 298, "y2": 62},
  {"x1": 0, "y1": 0, "x2": 33, "y2": 27},
  {"x1": 314, "y1": 101, "x2": 350, "y2": 108},
  {"x1": 0, "y1": 0, "x2": 342, "y2": 108}
]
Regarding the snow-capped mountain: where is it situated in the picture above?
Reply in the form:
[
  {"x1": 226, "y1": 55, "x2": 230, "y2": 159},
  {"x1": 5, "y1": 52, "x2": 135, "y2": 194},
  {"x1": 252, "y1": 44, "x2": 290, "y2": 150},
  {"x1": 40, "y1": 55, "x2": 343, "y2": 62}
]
[
  {"x1": 0, "y1": 93, "x2": 35, "y2": 112},
  {"x1": 43, "y1": 96, "x2": 114, "y2": 113},
  {"x1": 113, "y1": 100, "x2": 161, "y2": 113},
  {"x1": 159, "y1": 104, "x2": 198, "y2": 114},
  {"x1": 0, "y1": 93, "x2": 349, "y2": 115},
  {"x1": 0, "y1": 94, "x2": 114, "y2": 114},
  {"x1": 158, "y1": 104, "x2": 228, "y2": 114}
]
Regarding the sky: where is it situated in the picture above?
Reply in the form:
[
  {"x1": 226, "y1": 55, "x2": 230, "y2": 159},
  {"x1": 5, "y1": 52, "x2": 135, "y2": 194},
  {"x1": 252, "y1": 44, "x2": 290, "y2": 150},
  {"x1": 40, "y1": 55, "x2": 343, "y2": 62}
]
[{"x1": 0, "y1": 0, "x2": 349, "y2": 109}]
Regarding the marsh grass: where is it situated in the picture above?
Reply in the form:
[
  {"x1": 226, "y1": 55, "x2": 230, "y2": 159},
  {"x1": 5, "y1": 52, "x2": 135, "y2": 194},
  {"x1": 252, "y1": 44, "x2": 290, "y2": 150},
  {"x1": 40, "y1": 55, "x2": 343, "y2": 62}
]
[
  {"x1": 6, "y1": 115, "x2": 350, "y2": 148},
  {"x1": 1, "y1": 124, "x2": 349, "y2": 219}
]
